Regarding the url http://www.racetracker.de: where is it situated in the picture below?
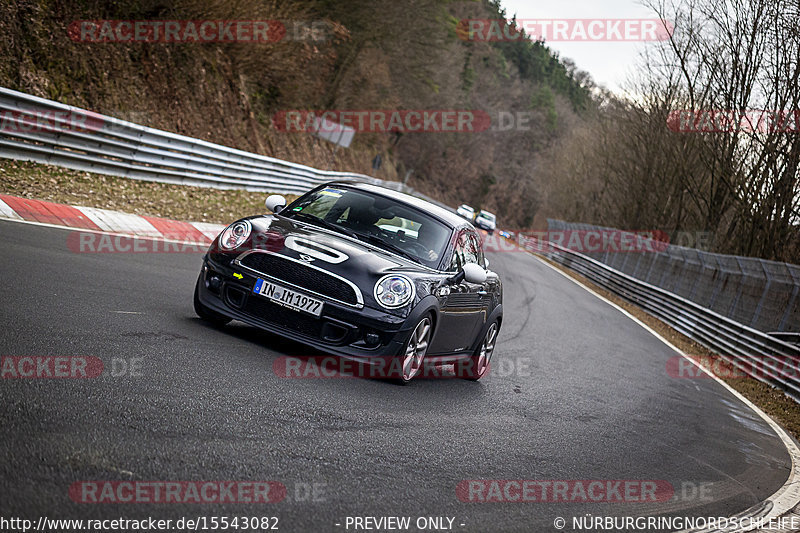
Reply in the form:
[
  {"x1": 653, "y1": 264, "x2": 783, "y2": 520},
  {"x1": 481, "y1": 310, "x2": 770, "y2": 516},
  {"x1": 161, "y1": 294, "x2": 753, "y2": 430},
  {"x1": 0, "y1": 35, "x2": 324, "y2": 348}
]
[{"x1": 0, "y1": 515, "x2": 280, "y2": 532}]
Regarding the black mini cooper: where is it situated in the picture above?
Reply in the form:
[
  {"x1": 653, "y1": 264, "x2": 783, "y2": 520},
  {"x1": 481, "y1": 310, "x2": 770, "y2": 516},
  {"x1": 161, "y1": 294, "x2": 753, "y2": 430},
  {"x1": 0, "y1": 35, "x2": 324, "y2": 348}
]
[{"x1": 194, "y1": 181, "x2": 503, "y2": 383}]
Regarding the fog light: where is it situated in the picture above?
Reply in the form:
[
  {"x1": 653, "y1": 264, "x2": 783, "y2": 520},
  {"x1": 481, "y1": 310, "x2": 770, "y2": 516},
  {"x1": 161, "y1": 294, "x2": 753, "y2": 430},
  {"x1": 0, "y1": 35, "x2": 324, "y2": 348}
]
[
  {"x1": 365, "y1": 332, "x2": 381, "y2": 346},
  {"x1": 208, "y1": 275, "x2": 222, "y2": 292}
]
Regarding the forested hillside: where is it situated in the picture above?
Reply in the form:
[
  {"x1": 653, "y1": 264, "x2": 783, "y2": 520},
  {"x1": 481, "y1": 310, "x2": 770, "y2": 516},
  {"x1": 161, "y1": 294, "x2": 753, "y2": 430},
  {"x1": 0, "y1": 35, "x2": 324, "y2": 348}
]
[
  {"x1": 0, "y1": 0, "x2": 593, "y2": 229},
  {"x1": 1, "y1": 0, "x2": 797, "y2": 261}
]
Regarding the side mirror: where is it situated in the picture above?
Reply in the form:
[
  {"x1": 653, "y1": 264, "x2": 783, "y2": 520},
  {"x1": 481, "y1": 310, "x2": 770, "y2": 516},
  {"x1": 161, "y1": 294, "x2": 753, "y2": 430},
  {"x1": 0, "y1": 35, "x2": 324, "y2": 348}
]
[
  {"x1": 265, "y1": 194, "x2": 287, "y2": 214},
  {"x1": 439, "y1": 262, "x2": 488, "y2": 287},
  {"x1": 463, "y1": 262, "x2": 487, "y2": 284}
]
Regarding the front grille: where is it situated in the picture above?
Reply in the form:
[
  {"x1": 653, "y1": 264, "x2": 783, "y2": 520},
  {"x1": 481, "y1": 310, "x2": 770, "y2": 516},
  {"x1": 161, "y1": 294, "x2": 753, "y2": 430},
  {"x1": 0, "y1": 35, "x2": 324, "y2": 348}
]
[
  {"x1": 239, "y1": 253, "x2": 359, "y2": 305},
  {"x1": 242, "y1": 293, "x2": 322, "y2": 338}
]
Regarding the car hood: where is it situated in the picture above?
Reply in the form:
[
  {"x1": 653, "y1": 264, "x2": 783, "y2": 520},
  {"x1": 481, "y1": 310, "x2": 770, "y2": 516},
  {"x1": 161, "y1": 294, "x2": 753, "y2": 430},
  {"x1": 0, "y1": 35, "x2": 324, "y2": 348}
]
[{"x1": 235, "y1": 214, "x2": 432, "y2": 279}]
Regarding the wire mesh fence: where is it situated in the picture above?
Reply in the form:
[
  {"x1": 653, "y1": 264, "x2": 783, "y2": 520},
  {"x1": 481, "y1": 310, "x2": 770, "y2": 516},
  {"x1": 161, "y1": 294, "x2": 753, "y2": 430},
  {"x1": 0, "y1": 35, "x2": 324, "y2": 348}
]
[{"x1": 547, "y1": 219, "x2": 800, "y2": 333}]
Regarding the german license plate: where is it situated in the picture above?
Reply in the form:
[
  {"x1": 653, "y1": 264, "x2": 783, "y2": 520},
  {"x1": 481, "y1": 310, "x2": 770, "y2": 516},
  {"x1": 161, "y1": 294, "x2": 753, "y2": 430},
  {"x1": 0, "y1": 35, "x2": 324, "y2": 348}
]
[{"x1": 253, "y1": 278, "x2": 323, "y2": 317}]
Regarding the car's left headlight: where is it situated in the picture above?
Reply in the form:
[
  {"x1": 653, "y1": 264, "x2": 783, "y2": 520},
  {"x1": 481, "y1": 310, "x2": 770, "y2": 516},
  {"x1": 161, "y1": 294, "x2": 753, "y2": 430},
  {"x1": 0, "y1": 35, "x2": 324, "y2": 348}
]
[
  {"x1": 374, "y1": 275, "x2": 415, "y2": 309},
  {"x1": 218, "y1": 220, "x2": 252, "y2": 251}
]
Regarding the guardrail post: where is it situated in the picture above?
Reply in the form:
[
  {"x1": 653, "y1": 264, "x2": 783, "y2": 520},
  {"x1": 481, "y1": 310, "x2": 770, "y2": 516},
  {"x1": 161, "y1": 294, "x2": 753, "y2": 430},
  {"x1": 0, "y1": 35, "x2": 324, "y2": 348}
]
[
  {"x1": 749, "y1": 259, "x2": 772, "y2": 330},
  {"x1": 671, "y1": 249, "x2": 689, "y2": 293},
  {"x1": 657, "y1": 253, "x2": 672, "y2": 288},
  {"x1": 645, "y1": 247, "x2": 661, "y2": 284},
  {"x1": 689, "y1": 251, "x2": 705, "y2": 300},
  {"x1": 708, "y1": 255, "x2": 725, "y2": 309},
  {"x1": 778, "y1": 267, "x2": 800, "y2": 332},
  {"x1": 728, "y1": 257, "x2": 747, "y2": 322},
  {"x1": 630, "y1": 251, "x2": 642, "y2": 278},
  {"x1": 618, "y1": 246, "x2": 631, "y2": 273}
]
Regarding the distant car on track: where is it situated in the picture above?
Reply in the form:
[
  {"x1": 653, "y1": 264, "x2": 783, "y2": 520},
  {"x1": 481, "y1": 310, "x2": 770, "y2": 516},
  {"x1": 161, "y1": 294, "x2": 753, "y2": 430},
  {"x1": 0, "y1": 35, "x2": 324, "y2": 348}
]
[
  {"x1": 194, "y1": 181, "x2": 503, "y2": 383},
  {"x1": 474, "y1": 210, "x2": 497, "y2": 234},
  {"x1": 456, "y1": 204, "x2": 475, "y2": 220}
]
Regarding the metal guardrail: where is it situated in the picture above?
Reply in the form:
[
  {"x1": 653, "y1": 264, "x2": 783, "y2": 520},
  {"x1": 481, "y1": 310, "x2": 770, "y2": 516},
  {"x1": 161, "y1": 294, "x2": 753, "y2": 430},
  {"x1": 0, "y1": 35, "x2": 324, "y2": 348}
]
[
  {"x1": 547, "y1": 219, "x2": 800, "y2": 334},
  {"x1": 530, "y1": 239, "x2": 800, "y2": 401},
  {"x1": 0, "y1": 87, "x2": 451, "y2": 210}
]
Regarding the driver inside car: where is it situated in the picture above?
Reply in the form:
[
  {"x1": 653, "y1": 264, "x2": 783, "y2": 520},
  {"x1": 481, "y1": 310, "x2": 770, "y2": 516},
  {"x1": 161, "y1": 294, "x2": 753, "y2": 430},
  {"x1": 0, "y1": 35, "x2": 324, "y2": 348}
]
[
  {"x1": 342, "y1": 203, "x2": 382, "y2": 236},
  {"x1": 416, "y1": 223, "x2": 439, "y2": 262},
  {"x1": 330, "y1": 196, "x2": 442, "y2": 266}
]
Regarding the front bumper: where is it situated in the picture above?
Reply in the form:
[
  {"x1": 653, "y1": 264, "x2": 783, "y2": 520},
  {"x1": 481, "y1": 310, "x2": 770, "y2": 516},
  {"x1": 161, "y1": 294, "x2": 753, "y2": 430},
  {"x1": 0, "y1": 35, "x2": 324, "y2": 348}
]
[{"x1": 196, "y1": 255, "x2": 420, "y2": 359}]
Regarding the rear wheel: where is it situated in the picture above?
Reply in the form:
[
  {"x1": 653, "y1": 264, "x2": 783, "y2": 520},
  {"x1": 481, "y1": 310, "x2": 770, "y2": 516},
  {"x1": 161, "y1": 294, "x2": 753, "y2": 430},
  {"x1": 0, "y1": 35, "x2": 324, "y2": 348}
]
[
  {"x1": 465, "y1": 320, "x2": 499, "y2": 381},
  {"x1": 193, "y1": 274, "x2": 232, "y2": 326},
  {"x1": 398, "y1": 316, "x2": 432, "y2": 384}
]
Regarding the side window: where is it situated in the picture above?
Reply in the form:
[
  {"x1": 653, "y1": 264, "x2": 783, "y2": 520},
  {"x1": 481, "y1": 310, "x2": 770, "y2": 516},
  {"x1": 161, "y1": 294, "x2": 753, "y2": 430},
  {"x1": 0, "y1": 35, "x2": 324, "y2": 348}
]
[
  {"x1": 449, "y1": 233, "x2": 467, "y2": 272},
  {"x1": 468, "y1": 233, "x2": 484, "y2": 265},
  {"x1": 462, "y1": 233, "x2": 480, "y2": 265}
]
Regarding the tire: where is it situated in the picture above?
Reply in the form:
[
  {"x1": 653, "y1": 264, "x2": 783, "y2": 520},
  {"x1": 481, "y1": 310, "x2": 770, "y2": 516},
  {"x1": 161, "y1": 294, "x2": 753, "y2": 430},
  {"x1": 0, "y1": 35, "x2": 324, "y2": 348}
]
[
  {"x1": 464, "y1": 320, "x2": 499, "y2": 381},
  {"x1": 397, "y1": 315, "x2": 433, "y2": 384},
  {"x1": 193, "y1": 274, "x2": 232, "y2": 326}
]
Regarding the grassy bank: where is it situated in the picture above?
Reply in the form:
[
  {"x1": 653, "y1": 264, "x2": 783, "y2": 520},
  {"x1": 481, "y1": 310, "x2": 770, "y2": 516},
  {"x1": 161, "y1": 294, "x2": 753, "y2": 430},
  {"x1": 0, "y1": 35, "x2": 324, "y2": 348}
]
[{"x1": 0, "y1": 160, "x2": 296, "y2": 224}]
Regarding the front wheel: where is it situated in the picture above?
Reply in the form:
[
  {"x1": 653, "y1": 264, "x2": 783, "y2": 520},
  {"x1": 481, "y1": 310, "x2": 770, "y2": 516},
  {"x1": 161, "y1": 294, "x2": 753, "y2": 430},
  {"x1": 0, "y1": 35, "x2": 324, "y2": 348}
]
[
  {"x1": 193, "y1": 274, "x2": 232, "y2": 326},
  {"x1": 397, "y1": 316, "x2": 432, "y2": 384},
  {"x1": 465, "y1": 320, "x2": 499, "y2": 381}
]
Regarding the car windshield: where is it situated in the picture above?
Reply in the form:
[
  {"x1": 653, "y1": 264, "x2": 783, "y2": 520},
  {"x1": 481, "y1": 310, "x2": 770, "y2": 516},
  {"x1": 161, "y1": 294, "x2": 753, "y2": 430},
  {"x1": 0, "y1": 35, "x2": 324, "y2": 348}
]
[
  {"x1": 285, "y1": 185, "x2": 452, "y2": 268},
  {"x1": 477, "y1": 212, "x2": 495, "y2": 222}
]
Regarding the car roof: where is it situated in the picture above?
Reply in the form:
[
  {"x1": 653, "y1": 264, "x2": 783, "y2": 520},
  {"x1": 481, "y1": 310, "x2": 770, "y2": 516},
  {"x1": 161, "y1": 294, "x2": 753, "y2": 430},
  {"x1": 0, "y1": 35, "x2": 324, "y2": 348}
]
[{"x1": 324, "y1": 180, "x2": 470, "y2": 229}]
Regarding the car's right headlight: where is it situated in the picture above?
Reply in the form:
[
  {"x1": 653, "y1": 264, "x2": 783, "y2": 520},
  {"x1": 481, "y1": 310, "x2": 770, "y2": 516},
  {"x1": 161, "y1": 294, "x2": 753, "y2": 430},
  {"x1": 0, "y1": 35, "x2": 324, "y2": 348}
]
[
  {"x1": 374, "y1": 275, "x2": 415, "y2": 309},
  {"x1": 218, "y1": 220, "x2": 252, "y2": 251}
]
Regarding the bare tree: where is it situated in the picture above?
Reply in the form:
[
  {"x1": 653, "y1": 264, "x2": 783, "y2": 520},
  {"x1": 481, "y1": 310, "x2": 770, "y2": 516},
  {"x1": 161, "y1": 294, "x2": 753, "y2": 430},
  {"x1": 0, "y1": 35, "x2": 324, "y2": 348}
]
[{"x1": 544, "y1": 0, "x2": 799, "y2": 261}]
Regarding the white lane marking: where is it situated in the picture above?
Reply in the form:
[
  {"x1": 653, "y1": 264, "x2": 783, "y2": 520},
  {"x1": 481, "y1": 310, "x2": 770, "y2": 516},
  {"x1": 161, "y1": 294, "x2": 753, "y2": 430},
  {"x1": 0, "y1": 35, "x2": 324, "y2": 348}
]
[
  {"x1": 530, "y1": 253, "x2": 800, "y2": 533},
  {"x1": 191, "y1": 221, "x2": 225, "y2": 241},
  {"x1": 0, "y1": 215, "x2": 207, "y2": 247},
  {"x1": 71, "y1": 205, "x2": 118, "y2": 231},
  {"x1": 75, "y1": 206, "x2": 161, "y2": 237},
  {"x1": 0, "y1": 198, "x2": 23, "y2": 220}
]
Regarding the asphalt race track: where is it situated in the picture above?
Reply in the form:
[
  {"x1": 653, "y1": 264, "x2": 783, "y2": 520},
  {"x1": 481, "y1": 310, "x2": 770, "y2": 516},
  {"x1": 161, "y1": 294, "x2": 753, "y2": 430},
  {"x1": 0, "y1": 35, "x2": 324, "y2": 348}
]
[{"x1": 0, "y1": 219, "x2": 792, "y2": 532}]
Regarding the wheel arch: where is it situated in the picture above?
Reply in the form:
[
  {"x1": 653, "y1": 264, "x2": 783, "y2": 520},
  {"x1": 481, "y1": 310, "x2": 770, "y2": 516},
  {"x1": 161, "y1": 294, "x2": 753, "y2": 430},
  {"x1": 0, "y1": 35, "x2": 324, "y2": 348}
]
[{"x1": 472, "y1": 304, "x2": 503, "y2": 352}]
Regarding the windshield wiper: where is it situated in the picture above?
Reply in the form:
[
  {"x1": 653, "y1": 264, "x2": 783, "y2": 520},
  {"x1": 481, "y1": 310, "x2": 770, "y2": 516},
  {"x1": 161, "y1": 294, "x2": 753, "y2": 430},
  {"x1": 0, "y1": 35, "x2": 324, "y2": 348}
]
[
  {"x1": 356, "y1": 233, "x2": 421, "y2": 263},
  {"x1": 290, "y1": 212, "x2": 358, "y2": 239}
]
